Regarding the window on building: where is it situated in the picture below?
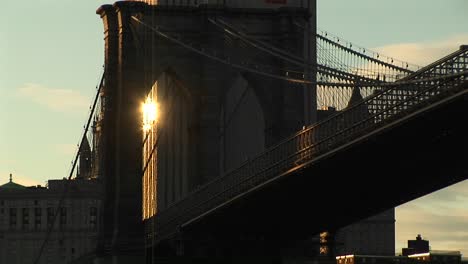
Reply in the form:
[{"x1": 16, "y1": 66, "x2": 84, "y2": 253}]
[
  {"x1": 35, "y1": 208, "x2": 42, "y2": 230},
  {"x1": 59, "y1": 207, "x2": 67, "y2": 228},
  {"x1": 9, "y1": 208, "x2": 17, "y2": 229},
  {"x1": 90, "y1": 207, "x2": 97, "y2": 229},
  {"x1": 22, "y1": 208, "x2": 29, "y2": 229},
  {"x1": 47, "y1": 207, "x2": 54, "y2": 228},
  {"x1": 34, "y1": 200, "x2": 39, "y2": 206}
]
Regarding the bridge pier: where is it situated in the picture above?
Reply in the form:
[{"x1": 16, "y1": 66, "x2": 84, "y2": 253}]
[{"x1": 96, "y1": 2, "x2": 148, "y2": 261}]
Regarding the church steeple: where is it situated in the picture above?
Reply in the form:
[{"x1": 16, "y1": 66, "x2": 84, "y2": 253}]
[
  {"x1": 9, "y1": 173, "x2": 12, "y2": 183},
  {"x1": 346, "y1": 85, "x2": 365, "y2": 108},
  {"x1": 344, "y1": 80, "x2": 371, "y2": 126},
  {"x1": 77, "y1": 137, "x2": 92, "y2": 179}
]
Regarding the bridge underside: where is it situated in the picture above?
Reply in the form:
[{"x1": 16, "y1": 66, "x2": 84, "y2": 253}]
[{"x1": 154, "y1": 84, "x2": 468, "y2": 258}]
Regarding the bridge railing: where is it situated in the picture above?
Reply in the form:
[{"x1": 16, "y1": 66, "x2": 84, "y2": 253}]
[
  {"x1": 156, "y1": 68, "x2": 468, "y2": 240},
  {"x1": 153, "y1": 68, "x2": 468, "y2": 242},
  {"x1": 401, "y1": 46, "x2": 468, "y2": 81},
  {"x1": 144, "y1": 27, "x2": 468, "y2": 239}
]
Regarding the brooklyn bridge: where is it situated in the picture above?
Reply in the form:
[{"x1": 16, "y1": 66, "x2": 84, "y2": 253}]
[{"x1": 44, "y1": 1, "x2": 468, "y2": 263}]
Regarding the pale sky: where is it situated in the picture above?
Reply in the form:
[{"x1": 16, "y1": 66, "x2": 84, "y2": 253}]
[{"x1": 1, "y1": 0, "x2": 467, "y2": 257}]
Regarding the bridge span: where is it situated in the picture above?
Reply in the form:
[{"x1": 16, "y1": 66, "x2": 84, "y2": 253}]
[{"x1": 83, "y1": 1, "x2": 468, "y2": 262}]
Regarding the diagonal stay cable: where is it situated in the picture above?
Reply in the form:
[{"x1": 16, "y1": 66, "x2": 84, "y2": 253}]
[
  {"x1": 208, "y1": 18, "x2": 308, "y2": 68},
  {"x1": 131, "y1": 16, "x2": 311, "y2": 84},
  {"x1": 211, "y1": 18, "x2": 380, "y2": 85},
  {"x1": 215, "y1": 18, "x2": 307, "y2": 63},
  {"x1": 33, "y1": 71, "x2": 105, "y2": 264}
]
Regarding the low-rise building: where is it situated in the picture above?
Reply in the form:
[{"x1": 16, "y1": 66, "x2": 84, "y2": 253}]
[
  {"x1": 0, "y1": 174, "x2": 102, "y2": 264},
  {"x1": 408, "y1": 251, "x2": 462, "y2": 264},
  {"x1": 335, "y1": 209, "x2": 395, "y2": 256},
  {"x1": 336, "y1": 234, "x2": 464, "y2": 264},
  {"x1": 336, "y1": 254, "x2": 412, "y2": 264},
  {"x1": 336, "y1": 251, "x2": 464, "y2": 264},
  {"x1": 402, "y1": 234, "x2": 430, "y2": 256}
]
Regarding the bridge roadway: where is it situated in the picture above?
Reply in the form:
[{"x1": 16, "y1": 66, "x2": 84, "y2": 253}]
[{"x1": 148, "y1": 48, "x2": 468, "y2": 257}]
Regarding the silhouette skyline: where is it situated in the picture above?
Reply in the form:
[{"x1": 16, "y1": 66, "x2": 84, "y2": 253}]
[{"x1": 1, "y1": 0, "x2": 467, "y2": 256}]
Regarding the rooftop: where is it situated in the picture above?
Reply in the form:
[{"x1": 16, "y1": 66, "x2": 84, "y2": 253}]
[{"x1": 0, "y1": 173, "x2": 26, "y2": 190}]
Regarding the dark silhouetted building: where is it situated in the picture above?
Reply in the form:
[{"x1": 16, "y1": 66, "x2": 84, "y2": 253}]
[
  {"x1": 335, "y1": 209, "x2": 396, "y2": 256},
  {"x1": 408, "y1": 251, "x2": 462, "y2": 264},
  {"x1": 337, "y1": 251, "x2": 463, "y2": 264},
  {"x1": 336, "y1": 254, "x2": 411, "y2": 264},
  {"x1": 336, "y1": 235, "x2": 464, "y2": 264},
  {"x1": 403, "y1": 234, "x2": 430, "y2": 256},
  {"x1": 0, "y1": 174, "x2": 101, "y2": 264}
]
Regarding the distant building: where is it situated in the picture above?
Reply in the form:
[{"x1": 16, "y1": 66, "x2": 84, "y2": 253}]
[
  {"x1": 336, "y1": 234, "x2": 464, "y2": 264},
  {"x1": 336, "y1": 254, "x2": 411, "y2": 264},
  {"x1": 335, "y1": 209, "x2": 396, "y2": 256},
  {"x1": 408, "y1": 251, "x2": 462, "y2": 264},
  {"x1": 402, "y1": 234, "x2": 430, "y2": 256},
  {"x1": 336, "y1": 251, "x2": 463, "y2": 264},
  {"x1": 0, "y1": 174, "x2": 102, "y2": 264}
]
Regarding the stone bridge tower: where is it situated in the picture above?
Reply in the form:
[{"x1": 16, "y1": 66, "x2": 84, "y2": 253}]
[{"x1": 96, "y1": 1, "x2": 316, "y2": 262}]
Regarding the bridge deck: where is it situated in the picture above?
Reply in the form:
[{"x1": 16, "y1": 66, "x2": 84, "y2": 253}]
[{"x1": 149, "y1": 47, "x2": 468, "y2": 245}]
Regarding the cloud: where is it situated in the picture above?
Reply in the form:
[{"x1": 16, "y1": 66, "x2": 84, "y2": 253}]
[
  {"x1": 396, "y1": 180, "x2": 468, "y2": 256},
  {"x1": 17, "y1": 83, "x2": 90, "y2": 114},
  {"x1": 373, "y1": 34, "x2": 468, "y2": 67}
]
